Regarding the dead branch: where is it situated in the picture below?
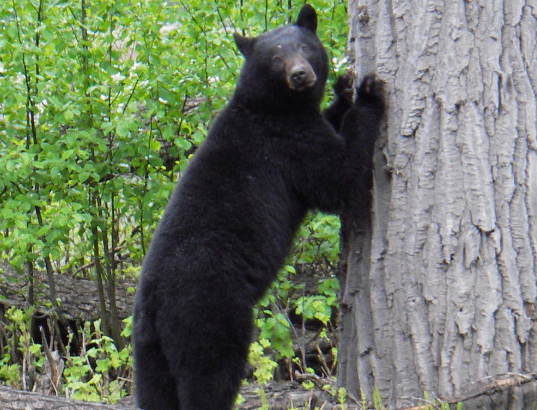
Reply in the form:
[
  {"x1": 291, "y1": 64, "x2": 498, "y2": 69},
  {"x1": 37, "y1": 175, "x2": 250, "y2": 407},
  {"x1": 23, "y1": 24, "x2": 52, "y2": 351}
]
[
  {"x1": 444, "y1": 372, "x2": 537, "y2": 404},
  {"x1": 400, "y1": 373, "x2": 537, "y2": 409}
]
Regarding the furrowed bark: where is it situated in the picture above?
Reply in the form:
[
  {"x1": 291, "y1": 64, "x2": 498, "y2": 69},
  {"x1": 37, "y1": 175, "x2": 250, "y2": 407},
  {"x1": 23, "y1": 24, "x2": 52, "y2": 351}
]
[{"x1": 341, "y1": 0, "x2": 537, "y2": 407}]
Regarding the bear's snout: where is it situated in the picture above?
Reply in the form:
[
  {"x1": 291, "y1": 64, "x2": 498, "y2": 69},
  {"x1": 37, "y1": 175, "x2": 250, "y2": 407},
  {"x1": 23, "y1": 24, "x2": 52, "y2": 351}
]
[{"x1": 287, "y1": 60, "x2": 317, "y2": 91}]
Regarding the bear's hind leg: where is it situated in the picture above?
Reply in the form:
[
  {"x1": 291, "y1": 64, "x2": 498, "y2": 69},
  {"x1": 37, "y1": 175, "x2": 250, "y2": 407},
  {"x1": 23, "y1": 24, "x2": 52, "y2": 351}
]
[
  {"x1": 176, "y1": 361, "x2": 246, "y2": 410},
  {"x1": 134, "y1": 341, "x2": 181, "y2": 410},
  {"x1": 161, "y1": 305, "x2": 253, "y2": 410}
]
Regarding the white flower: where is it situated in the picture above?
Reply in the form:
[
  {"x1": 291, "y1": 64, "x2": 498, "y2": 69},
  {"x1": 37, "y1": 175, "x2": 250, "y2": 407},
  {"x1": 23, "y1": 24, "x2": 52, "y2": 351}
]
[
  {"x1": 111, "y1": 73, "x2": 126, "y2": 82},
  {"x1": 332, "y1": 56, "x2": 348, "y2": 72}
]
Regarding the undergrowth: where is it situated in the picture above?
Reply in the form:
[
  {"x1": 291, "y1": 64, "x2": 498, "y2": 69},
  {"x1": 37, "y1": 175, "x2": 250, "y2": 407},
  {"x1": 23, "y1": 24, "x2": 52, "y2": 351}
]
[{"x1": 0, "y1": 306, "x2": 133, "y2": 403}]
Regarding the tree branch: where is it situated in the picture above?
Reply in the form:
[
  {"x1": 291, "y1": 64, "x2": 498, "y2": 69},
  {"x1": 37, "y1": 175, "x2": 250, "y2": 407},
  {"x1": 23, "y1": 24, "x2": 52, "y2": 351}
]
[
  {"x1": 400, "y1": 373, "x2": 537, "y2": 409},
  {"x1": 444, "y1": 373, "x2": 537, "y2": 405}
]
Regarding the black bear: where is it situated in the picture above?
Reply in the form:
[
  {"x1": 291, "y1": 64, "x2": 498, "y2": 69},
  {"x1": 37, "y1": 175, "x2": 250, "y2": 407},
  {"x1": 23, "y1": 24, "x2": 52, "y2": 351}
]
[{"x1": 133, "y1": 4, "x2": 385, "y2": 410}]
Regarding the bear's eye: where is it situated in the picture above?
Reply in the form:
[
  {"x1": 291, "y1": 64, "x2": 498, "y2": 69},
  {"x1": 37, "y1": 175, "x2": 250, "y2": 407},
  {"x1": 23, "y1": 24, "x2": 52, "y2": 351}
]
[
  {"x1": 300, "y1": 44, "x2": 309, "y2": 52},
  {"x1": 273, "y1": 56, "x2": 282, "y2": 64}
]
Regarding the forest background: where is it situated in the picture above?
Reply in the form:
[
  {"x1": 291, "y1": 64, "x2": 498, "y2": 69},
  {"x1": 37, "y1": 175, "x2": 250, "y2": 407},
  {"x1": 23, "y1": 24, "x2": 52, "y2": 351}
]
[{"x1": 0, "y1": 0, "x2": 350, "y2": 405}]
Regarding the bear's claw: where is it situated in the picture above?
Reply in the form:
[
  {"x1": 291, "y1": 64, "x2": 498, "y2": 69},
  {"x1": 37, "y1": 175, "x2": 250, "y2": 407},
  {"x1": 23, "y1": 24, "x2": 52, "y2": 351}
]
[{"x1": 356, "y1": 74, "x2": 385, "y2": 110}]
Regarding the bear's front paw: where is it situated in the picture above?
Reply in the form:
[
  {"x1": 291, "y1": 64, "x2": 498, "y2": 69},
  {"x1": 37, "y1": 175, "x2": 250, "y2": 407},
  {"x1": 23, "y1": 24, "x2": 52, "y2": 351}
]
[
  {"x1": 356, "y1": 74, "x2": 385, "y2": 112},
  {"x1": 333, "y1": 73, "x2": 355, "y2": 106}
]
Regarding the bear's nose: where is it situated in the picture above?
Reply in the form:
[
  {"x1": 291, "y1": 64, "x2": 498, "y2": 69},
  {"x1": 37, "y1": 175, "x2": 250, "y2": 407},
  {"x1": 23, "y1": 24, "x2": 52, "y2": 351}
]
[
  {"x1": 288, "y1": 64, "x2": 316, "y2": 90},
  {"x1": 292, "y1": 69, "x2": 308, "y2": 84}
]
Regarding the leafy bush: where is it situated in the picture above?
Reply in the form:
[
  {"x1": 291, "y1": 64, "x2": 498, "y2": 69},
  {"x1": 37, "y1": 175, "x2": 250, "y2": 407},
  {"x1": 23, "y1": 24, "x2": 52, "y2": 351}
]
[
  {"x1": 0, "y1": 306, "x2": 133, "y2": 402},
  {"x1": 63, "y1": 319, "x2": 133, "y2": 403},
  {"x1": 0, "y1": 0, "x2": 347, "y2": 274}
]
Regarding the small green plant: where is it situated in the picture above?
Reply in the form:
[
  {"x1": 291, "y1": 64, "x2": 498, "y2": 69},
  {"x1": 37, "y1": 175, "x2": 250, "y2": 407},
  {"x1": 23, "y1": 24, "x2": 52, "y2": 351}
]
[
  {"x1": 372, "y1": 386, "x2": 387, "y2": 410},
  {"x1": 258, "y1": 387, "x2": 270, "y2": 410},
  {"x1": 0, "y1": 306, "x2": 45, "y2": 389},
  {"x1": 333, "y1": 386, "x2": 347, "y2": 410},
  {"x1": 248, "y1": 341, "x2": 279, "y2": 385},
  {"x1": 251, "y1": 212, "x2": 342, "y2": 382},
  {"x1": 294, "y1": 277, "x2": 339, "y2": 326},
  {"x1": 255, "y1": 310, "x2": 295, "y2": 361},
  {"x1": 0, "y1": 307, "x2": 133, "y2": 403},
  {"x1": 300, "y1": 377, "x2": 315, "y2": 390},
  {"x1": 63, "y1": 319, "x2": 133, "y2": 403},
  {"x1": 360, "y1": 388, "x2": 368, "y2": 409},
  {"x1": 0, "y1": 354, "x2": 21, "y2": 387},
  {"x1": 234, "y1": 392, "x2": 246, "y2": 407}
]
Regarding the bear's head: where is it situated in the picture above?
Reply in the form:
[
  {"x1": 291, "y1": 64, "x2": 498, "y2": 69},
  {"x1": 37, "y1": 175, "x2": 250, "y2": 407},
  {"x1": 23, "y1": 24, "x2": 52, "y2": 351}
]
[{"x1": 232, "y1": 4, "x2": 329, "y2": 112}]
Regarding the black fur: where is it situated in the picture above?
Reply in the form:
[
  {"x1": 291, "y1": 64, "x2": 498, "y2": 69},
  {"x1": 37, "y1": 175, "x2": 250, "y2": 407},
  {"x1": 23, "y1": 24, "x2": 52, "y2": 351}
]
[{"x1": 133, "y1": 4, "x2": 385, "y2": 410}]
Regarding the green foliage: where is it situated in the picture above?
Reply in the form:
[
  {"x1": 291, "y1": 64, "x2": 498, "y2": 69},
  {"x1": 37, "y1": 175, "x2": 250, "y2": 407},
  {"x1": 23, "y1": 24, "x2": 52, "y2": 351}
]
[
  {"x1": 360, "y1": 388, "x2": 368, "y2": 409},
  {"x1": 0, "y1": 354, "x2": 20, "y2": 387},
  {"x1": 337, "y1": 386, "x2": 347, "y2": 407},
  {"x1": 258, "y1": 387, "x2": 270, "y2": 410},
  {"x1": 0, "y1": 0, "x2": 348, "y2": 274},
  {"x1": 0, "y1": 306, "x2": 44, "y2": 389},
  {"x1": 120, "y1": 315, "x2": 133, "y2": 338},
  {"x1": 251, "y1": 218, "x2": 341, "y2": 381},
  {"x1": 295, "y1": 278, "x2": 339, "y2": 325},
  {"x1": 248, "y1": 341, "x2": 279, "y2": 385},
  {"x1": 64, "y1": 320, "x2": 132, "y2": 403},
  {"x1": 0, "y1": 307, "x2": 132, "y2": 403},
  {"x1": 0, "y1": 0, "x2": 193, "y2": 275},
  {"x1": 294, "y1": 213, "x2": 342, "y2": 266},
  {"x1": 372, "y1": 386, "x2": 387, "y2": 410},
  {"x1": 255, "y1": 293, "x2": 295, "y2": 361},
  {"x1": 251, "y1": 214, "x2": 341, "y2": 380}
]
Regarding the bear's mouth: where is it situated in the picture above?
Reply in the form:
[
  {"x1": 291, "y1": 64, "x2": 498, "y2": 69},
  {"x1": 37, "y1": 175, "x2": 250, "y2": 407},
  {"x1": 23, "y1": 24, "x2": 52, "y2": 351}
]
[
  {"x1": 289, "y1": 79, "x2": 316, "y2": 91},
  {"x1": 286, "y1": 61, "x2": 317, "y2": 91},
  {"x1": 287, "y1": 73, "x2": 317, "y2": 91}
]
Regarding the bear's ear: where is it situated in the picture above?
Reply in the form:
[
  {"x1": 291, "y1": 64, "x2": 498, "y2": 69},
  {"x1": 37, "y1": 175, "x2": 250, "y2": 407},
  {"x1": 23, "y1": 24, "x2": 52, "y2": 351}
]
[
  {"x1": 233, "y1": 33, "x2": 256, "y2": 58},
  {"x1": 295, "y1": 4, "x2": 317, "y2": 33}
]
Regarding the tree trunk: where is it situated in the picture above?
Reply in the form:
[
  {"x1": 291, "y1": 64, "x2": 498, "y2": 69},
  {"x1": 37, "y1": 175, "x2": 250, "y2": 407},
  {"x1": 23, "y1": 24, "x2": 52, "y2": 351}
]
[{"x1": 340, "y1": 0, "x2": 537, "y2": 408}]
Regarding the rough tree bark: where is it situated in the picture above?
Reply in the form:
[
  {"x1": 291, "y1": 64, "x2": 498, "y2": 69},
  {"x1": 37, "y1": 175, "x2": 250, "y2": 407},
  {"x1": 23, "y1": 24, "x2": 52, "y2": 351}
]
[{"x1": 339, "y1": 0, "x2": 537, "y2": 408}]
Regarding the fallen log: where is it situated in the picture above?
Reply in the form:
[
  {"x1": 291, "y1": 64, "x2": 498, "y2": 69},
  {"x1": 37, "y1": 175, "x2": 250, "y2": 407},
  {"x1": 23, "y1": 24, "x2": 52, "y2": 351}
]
[
  {"x1": 0, "y1": 386, "x2": 133, "y2": 410},
  {"x1": 0, "y1": 381, "x2": 348, "y2": 410}
]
